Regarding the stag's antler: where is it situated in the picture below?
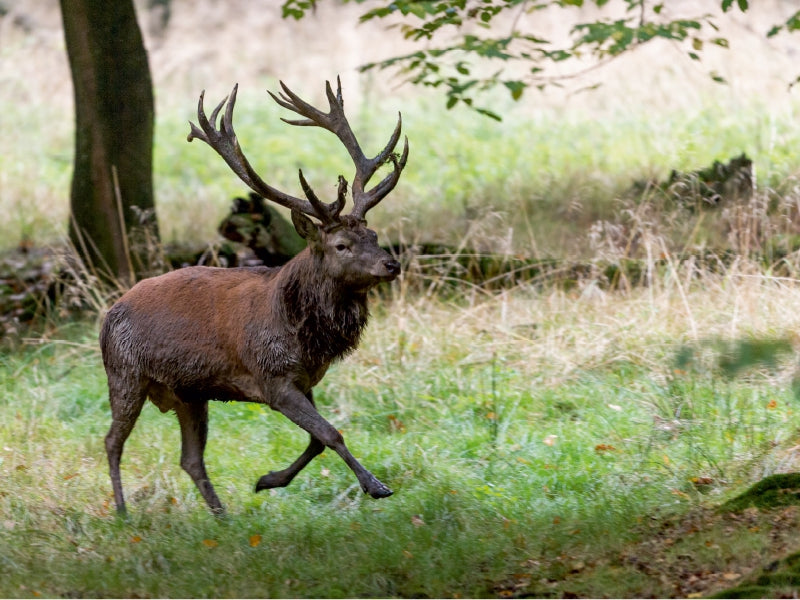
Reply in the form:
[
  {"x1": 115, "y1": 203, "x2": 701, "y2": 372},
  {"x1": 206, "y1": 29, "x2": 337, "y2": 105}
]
[
  {"x1": 188, "y1": 78, "x2": 409, "y2": 226},
  {"x1": 269, "y1": 77, "x2": 409, "y2": 221},
  {"x1": 187, "y1": 84, "x2": 334, "y2": 224}
]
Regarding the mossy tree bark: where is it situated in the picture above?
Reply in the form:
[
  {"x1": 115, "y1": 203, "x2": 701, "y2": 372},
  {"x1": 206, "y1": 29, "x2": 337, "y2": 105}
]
[{"x1": 60, "y1": 0, "x2": 159, "y2": 285}]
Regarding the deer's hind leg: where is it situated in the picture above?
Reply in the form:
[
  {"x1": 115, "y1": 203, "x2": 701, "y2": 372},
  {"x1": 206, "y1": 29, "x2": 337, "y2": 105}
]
[
  {"x1": 256, "y1": 391, "x2": 324, "y2": 492},
  {"x1": 105, "y1": 373, "x2": 148, "y2": 515},
  {"x1": 170, "y1": 395, "x2": 224, "y2": 515}
]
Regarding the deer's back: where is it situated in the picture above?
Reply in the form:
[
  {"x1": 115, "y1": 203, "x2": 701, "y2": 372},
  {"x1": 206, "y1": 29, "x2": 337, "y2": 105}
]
[{"x1": 100, "y1": 266, "x2": 285, "y2": 399}]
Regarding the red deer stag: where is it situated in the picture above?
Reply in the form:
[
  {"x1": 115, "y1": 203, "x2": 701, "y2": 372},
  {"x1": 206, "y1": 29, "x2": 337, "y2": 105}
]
[{"x1": 100, "y1": 78, "x2": 408, "y2": 514}]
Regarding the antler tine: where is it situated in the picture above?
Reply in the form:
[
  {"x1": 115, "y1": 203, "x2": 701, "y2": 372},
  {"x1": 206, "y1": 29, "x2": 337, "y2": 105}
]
[
  {"x1": 324, "y1": 77, "x2": 344, "y2": 115},
  {"x1": 267, "y1": 79, "x2": 367, "y2": 168},
  {"x1": 188, "y1": 84, "x2": 338, "y2": 223},
  {"x1": 298, "y1": 169, "x2": 345, "y2": 223},
  {"x1": 349, "y1": 111, "x2": 405, "y2": 215},
  {"x1": 335, "y1": 175, "x2": 348, "y2": 216},
  {"x1": 266, "y1": 91, "x2": 315, "y2": 127},
  {"x1": 374, "y1": 135, "x2": 410, "y2": 196},
  {"x1": 374, "y1": 113, "x2": 404, "y2": 171},
  {"x1": 187, "y1": 87, "x2": 255, "y2": 190},
  {"x1": 267, "y1": 79, "x2": 333, "y2": 127},
  {"x1": 350, "y1": 134, "x2": 409, "y2": 221},
  {"x1": 187, "y1": 92, "x2": 224, "y2": 148}
]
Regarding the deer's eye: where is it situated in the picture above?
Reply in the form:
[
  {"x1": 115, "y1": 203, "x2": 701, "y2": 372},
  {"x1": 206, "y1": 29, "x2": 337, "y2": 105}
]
[{"x1": 335, "y1": 243, "x2": 349, "y2": 252}]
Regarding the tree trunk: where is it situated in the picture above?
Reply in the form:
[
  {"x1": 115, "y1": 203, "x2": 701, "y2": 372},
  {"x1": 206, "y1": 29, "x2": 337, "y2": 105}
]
[{"x1": 60, "y1": 0, "x2": 158, "y2": 285}]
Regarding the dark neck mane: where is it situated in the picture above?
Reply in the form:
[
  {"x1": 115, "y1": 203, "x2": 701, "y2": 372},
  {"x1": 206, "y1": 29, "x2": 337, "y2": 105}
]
[{"x1": 278, "y1": 250, "x2": 370, "y2": 367}]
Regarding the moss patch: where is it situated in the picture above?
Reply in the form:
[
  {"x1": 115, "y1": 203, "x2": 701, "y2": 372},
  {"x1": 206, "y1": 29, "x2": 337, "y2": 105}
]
[{"x1": 720, "y1": 474, "x2": 800, "y2": 513}]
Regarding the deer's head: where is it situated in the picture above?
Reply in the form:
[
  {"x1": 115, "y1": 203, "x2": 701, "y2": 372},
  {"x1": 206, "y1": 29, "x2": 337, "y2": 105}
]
[
  {"x1": 292, "y1": 212, "x2": 400, "y2": 291},
  {"x1": 187, "y1": 78, "x2": 407, "y2": 290}
]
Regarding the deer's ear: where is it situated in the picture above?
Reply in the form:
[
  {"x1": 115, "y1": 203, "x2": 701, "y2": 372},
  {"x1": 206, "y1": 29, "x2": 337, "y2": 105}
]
[{"x1": 291, "y1": 210, "x2": 320, "y2": 242}]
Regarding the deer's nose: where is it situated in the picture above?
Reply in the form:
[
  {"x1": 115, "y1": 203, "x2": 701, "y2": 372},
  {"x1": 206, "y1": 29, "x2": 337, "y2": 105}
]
[{"x1": 384, "y1": 259, "x2": 401, "y2": 276}]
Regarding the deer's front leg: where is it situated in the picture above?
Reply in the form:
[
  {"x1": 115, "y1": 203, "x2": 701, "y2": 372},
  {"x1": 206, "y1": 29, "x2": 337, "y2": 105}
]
[
  {"x1": 270, "y1": 385, "x2": 392, "y2": 499},
  {"x1": 255, "y1": 391, "x2": 324, "y2": 492}
]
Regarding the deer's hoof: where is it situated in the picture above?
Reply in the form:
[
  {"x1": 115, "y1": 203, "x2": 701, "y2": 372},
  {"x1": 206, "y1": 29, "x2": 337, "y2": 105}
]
[
  {"x1": 255, "y1": 471, "x2": 289, "y2": 492},
  {"x1": 365, "y1": 480, "x2": 393, "y2": 499}
]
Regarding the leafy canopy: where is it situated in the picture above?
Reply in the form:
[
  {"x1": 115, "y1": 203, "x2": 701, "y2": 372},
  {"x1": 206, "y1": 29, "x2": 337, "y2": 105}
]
[{"x1": 282, "y1": 0, "x2": 799, "y2": 120}]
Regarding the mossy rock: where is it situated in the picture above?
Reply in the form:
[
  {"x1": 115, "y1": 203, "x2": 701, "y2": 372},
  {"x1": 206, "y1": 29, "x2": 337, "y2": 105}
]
[
  {"x1": 711, "y1": 496, "x2": 800, "y2": 598},
  {"x1": 662, "y1": 153, "x2": 754, "y2": 209},
  {"x1": 719, "y1": 473, "x2": 800, "y2": 513},
  {"x1": 218, "y1": 192, "x2": 306, "y2": 266},
  {"x1": 708, "y1": 584, "x2": 783, "y2": 599},
  {"x1": 711, "y1": 551, "x2": 800, "y2": 598}
]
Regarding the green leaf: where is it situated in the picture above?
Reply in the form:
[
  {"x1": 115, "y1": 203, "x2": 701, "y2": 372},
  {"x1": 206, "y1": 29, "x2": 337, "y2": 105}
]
[
  {"x1": 519, "y1": 34, "x2": 551, "y2": 45},
  {"x1": 545, "y1": 49, "x2": 572, "y2": 62},
  {"x1": 281, "y1": 0, "x2": 316, "y2": 20},
  {"x1": 503, "y1": 80, "x2": 526, "y2": 100},
  {"x1": 787, "y1": 11, "x2": 800, "y2": 32},
  {"x1": 475, "y1": 107, "x2": 502, "y2": 121},
  {"x1": 710, "y1": 71, "x2": 727, "y2": 84},
  {"x1": 359, "y1": 6, "x2": 396, "y2": 22},
  {"x1": 329, "y1": 0, "x2": 772, "y2": 120},
  {"x1": 722, "y1": 0, "x2": 747, "y2": 11},
  {"x1": 406, "y1": 3, "x2": 428, "y2": 19}
]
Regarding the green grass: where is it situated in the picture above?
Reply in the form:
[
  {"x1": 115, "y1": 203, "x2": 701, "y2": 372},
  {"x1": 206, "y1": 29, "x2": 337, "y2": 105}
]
[
  {"x1": 151, "y1": 89, "x2": 800, "y2": 258},
  {"x1": 4, "y1": 81, "x2": 800, "y2": 258},
  {"x1": 3, "y1": 276, "x2": 800, "y2": 597}
]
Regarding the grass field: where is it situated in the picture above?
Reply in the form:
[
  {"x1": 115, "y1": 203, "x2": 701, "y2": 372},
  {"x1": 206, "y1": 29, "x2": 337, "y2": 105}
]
[
  {"x1": 4, "y1": 0, "x2": 800, "y2": 597},
  {"x1": 3, "y1": 267, "x2": 800, "y2": 597}
]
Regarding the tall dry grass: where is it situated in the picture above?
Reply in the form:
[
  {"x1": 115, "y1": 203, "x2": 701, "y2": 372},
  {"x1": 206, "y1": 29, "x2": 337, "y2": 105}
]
[{"x1": 365, "y1": 259, "x2": 800, "y2": 386}]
